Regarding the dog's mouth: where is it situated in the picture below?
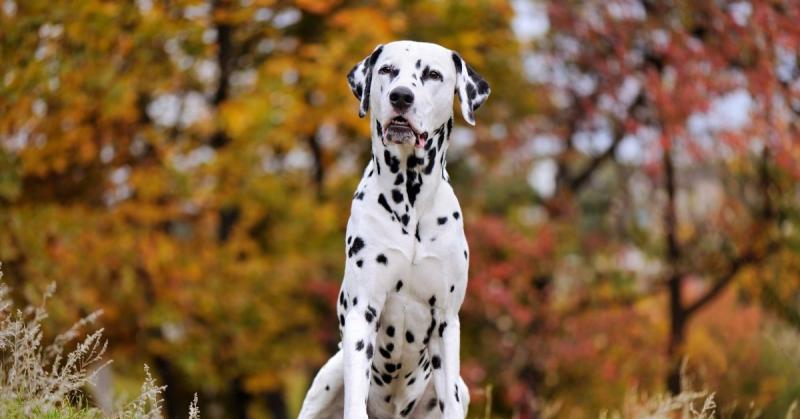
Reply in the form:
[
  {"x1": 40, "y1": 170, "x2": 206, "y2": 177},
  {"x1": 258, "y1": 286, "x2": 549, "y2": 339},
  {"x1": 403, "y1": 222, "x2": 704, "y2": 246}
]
[{"x1": 384, "y1": 116, "x2": 425, "y2": 148}]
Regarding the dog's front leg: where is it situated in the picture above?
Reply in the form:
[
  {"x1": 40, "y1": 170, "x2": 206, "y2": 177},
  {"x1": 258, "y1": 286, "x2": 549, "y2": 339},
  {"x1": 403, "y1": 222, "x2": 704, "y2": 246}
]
[
  {"x1": 430, "y1": 312, "x2": 465, "y2": 418},
  {"x1": 342, "y1": 300, "x2": 381, "y2": 419}
]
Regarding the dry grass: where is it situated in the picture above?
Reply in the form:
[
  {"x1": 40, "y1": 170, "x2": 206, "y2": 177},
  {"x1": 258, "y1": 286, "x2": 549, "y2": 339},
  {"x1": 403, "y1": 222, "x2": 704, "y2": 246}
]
[
  {"x1": 0, "y1": 262, "x2": 198, "y2": 418},
  {"x1": 599, "y1": 390, "x2": 717, "y2": 419},
  {"x1": 2, "y1": 261, "x2": 795, "y2": 419}
]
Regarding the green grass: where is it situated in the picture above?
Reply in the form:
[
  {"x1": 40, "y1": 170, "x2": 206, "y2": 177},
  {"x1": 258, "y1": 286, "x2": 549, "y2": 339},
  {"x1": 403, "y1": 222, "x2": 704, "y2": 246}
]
[{"x1": 0, "y1": 398, "x2": 101, "y2": 419}]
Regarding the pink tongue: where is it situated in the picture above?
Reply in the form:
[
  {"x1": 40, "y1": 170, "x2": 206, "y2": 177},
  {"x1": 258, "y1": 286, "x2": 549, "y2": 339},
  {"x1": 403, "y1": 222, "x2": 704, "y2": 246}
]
[{"x1": 415, "y1": 132, "x2": 428, "y2": 149}]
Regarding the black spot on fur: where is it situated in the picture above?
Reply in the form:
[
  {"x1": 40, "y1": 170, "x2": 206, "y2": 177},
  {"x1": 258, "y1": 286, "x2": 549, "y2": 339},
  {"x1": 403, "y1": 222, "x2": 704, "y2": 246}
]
[
  {"x1": 424, "y1": 147, "x2": 436, "y2": 175},
  {"x1": 384, "y1": 395, "x2": 391, "y2": 403},
  {"x1": 353, "y1": 297, "x2": 358, "y2": 306},
  {"x1": 356, "y1": 340, "x2": 364, "y2": 351},
  {"x1": 427, "y1": 398, "x2": 438, "y2": 411},
  {"x1": 437, "y1": 217, "x2": 448, "y2": 225},
  {"x1": 385, "y1": 363, "x2": 396, "y2": 373},
  {"x1": 400, "y1": 213, "x2": 410, "y2": 226},
  {"x1": 455, "y1": 384, "x2": 460, "y2": 402},
  {"x1": 416, "y1": 59, "x2": 421, "y2": 69},
  {"x1": 369, "y1": 46, "x2": 383, "y2": 66},
  {"x1": 440, "y1": 400, "x2": 445, "y2": 412},
  {"x1": 420, "y1": 66, "x2": 431, "y2": 83},
  {"x1": 453, "y1": 211, "x2": 460, "y2": 219},
  {"x1": 382, "y1": 373, "x2": 392, "y2": 383},
  {"x1": 376, "y1": 120, "x2": 383, "y2": 138},
  {"x1": 380, "y1": 346, "x2": 391, "y2": 358},
  {"x1": 477, "y1": 78, "x2": 489, "y2": 95},
  {"x1": 384, "y1": 149, "x2": 400, "y2": 173},
  {"x1": 429, "y1": 295, "x2": 436, "y2": 306},
  {"x1": 407, "y1": 154, "x2": 419, "y2": 169},
  {"x1": 376, "y1": 254, "x2": 388, "y2": 265},
  {"x1": 438, "y1": 321, "x2": 448, "y2": 337},
  {"x1": 392, "y1": 189, "x2": 403, "y2": 203},
  {"x1": 356, "y1": 259, "x2": 363, "y2": 268},
  {"x1": 396, "y1": 280, "x2": 403, "y2": 291},
  {"x1": 387, "y1": 342, "x2": 394, "y2": 351},
  {"x1": 466, "y1": 82, "x2": 476, "y2": 100},
  {"x1": 365, "y1": 305, "x2": 377, "y2": 323},
  {"x1": 450, "y1": 285, "x2": 455, "y2": 293},
  {"x1": 405, "y1": 331, "x2": 415, "y2": 343},
  {"x1": 406, "y1": 170, "x2": 421, "y2": 206},
  {"x1": 366, "y1": 343, "x2": 374, "y2": 359},
  {"x1": 339, "y1": 314, "x2": 345, "y2": 327},
  {"x1": 325, "y1": 385, "x2": 330, "y2": 391},
  {"x1": 348, "y1": 237, "x2": 365, "y2": 258},
  {"x1": 377, "y1": 193, "x2": 392, "y2": 214},
  {"x1": 464, "y1": 250, "x2": 468, "y2": 259},
  {"x1": 452, "y1": 53, "x2": 463, "y2": 74},
  {"x1": 394, "y1": 173, "x2": 404, "y2": 185},
  {"x1": 415, "y1": 223, "x2": 421, "y2": 242},
  {"x1": 387, "y1": 325, "x2": 395, "y2": 337},
  {"x1": 400, "y1": 399, "x2": 416, "y2": 417},
  {"x1": 358, "y1": 46, "x2": 383, "y2": 115}
]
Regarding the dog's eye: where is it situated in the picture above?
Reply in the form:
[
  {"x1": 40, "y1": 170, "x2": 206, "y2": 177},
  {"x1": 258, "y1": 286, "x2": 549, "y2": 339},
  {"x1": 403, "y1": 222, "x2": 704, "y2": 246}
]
[
  {"x1": 429, "y1": 70, "x2": 442, "y2": 81},
  {"x1": 378, "y1": 65, "x2": 393, "y2": 75}
]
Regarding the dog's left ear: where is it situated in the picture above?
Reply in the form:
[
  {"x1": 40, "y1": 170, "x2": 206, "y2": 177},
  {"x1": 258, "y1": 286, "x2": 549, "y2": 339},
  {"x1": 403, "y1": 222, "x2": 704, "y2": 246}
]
[
  {"x1": 346, "y1": 44, "x2": 384, "y2": 118},
  {"x1": 451, "y1": 52, "x2": 490, "y2": 126}
]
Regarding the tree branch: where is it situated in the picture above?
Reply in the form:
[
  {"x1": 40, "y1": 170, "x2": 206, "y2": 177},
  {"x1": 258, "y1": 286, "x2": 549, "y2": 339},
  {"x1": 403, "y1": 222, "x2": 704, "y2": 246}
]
[
  {"x1": 568, "y1": 127, "x2": 624, "y2": 192},
  {"x1": 562, "y1": 287, "x2": 661, "y2": 318},
  {"x1": 685, "y1": 240, "x2": 780, "y2": 317},
  {"x1": 685, "y1": 149, "x2": 781, "y2": 317}
]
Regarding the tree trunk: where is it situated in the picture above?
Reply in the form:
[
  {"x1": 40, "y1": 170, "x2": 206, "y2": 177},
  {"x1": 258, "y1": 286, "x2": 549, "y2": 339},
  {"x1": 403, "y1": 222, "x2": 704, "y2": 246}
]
[
  {"x1": 662, "y1": 146, "x2": 685, "y2": 394},
  {"x1": 153, "y1": 355, "x2": 185, "y2": 419},
  {"x1": 666, "y1": 273, "x2": 686, "y2": 394}
]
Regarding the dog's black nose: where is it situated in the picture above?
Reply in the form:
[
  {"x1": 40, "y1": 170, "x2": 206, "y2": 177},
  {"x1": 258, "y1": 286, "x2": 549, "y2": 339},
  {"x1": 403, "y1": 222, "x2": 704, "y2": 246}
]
[{"x1": 389, "y1": 87, "x2": 414, "y2": 112}]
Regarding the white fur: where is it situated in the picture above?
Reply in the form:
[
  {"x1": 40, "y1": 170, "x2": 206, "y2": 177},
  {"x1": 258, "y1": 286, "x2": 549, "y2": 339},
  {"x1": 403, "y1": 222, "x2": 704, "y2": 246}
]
[{"x1": 299, "y1": 41, "x2": 488, "y2": 419}]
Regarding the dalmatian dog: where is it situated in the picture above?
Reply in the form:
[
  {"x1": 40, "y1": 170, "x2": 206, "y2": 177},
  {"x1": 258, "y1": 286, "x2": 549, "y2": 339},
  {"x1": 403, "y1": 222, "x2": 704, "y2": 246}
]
[{"x1": 298, "y1": 40, "x2": 490, "y2": 419}]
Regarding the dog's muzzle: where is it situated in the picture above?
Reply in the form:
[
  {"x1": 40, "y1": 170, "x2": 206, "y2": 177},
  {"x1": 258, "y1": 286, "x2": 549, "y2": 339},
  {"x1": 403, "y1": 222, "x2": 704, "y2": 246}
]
[{"x1": 384, "y1": 116, "x2": 426, "y2": 148}]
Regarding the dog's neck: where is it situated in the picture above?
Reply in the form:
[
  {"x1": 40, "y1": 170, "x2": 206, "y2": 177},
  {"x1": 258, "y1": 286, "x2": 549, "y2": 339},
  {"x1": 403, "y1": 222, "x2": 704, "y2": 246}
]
[{"x1": 367, "y1": 116, "x2": 453, "y2": 215}]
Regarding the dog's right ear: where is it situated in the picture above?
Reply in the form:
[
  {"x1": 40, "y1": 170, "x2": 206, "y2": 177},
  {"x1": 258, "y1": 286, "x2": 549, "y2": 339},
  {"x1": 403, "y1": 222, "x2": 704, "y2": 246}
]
[
  {"x1": 451, "y1": 52, "x2": 491, "y2": 126},
  {"x1": 346, "y1": 44, "x2": 384, "y2": 118}
]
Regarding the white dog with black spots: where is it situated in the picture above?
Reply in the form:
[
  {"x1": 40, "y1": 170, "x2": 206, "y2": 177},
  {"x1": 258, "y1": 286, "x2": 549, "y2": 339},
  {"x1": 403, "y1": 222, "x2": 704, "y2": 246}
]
[{"x1": 299, "y1": 40, "x2": 490, "y2": 419}]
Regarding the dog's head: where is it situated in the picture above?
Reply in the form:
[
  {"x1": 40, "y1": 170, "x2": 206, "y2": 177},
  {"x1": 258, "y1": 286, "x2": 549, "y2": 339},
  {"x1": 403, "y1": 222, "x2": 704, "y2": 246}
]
[{"x1": 347, "y1": 41, "x2": 490, "y2": 148}]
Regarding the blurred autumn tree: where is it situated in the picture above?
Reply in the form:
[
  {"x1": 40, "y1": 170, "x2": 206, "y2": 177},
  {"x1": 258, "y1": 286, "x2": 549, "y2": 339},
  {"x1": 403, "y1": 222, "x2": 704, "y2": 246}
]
[
  {"x1": 2, "y1": 0, "x2": 800, "y2": 418},
  {"x1": 459, "y1": 0, "x2": 800, "y2": 416},
  {"x1": 0, "y1": 0, "x2": 526, "y2": 417}
]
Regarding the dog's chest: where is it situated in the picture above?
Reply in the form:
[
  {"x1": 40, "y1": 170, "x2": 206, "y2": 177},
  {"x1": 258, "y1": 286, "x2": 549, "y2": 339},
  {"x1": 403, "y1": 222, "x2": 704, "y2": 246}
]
[
  {"x1": 364, "y1": 248, "x2": 468, "y2": 416},
  {"x1": 366, "y1": 291, "x2": 443, "y2": 415}
]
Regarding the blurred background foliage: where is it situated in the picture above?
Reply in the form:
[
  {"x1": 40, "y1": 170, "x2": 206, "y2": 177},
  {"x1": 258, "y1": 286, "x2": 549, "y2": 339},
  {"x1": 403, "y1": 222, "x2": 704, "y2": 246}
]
[{"x1": 2, "y1": 0, "x2": 800, "y2": 418}]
